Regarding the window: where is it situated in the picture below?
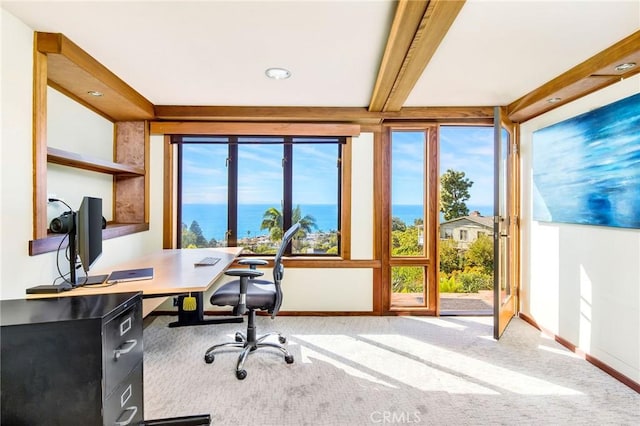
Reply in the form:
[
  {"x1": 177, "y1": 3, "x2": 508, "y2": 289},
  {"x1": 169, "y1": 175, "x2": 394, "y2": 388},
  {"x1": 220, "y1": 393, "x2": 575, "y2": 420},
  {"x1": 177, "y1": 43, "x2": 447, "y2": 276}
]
[
  {"x1": 176, "y1": 135, "x2": 343, "y2": 256},
  {"x1": 459, "y1": 229, "x2": 468, "y2": 241}
]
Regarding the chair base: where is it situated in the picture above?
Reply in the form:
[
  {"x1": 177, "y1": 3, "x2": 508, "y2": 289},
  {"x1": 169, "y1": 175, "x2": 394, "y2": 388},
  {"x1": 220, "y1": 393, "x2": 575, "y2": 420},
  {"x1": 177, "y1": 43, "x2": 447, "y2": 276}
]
[{"x1": 203, "y1": 310, "x2": 293, "y2": 380}]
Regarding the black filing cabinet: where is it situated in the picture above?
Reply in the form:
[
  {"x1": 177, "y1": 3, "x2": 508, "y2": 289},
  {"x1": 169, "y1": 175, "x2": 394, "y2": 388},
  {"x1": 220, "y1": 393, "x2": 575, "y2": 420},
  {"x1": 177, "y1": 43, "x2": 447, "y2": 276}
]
[{"x1": 1, "y1": 292, "x2": 144, "y2": 426}]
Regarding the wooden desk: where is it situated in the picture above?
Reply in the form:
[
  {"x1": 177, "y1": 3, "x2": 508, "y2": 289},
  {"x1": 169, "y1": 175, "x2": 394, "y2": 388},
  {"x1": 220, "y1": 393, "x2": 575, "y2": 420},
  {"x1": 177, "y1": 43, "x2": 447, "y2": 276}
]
[{"x1": 28, "y1": 247, "x2": 244, "y2": 327}]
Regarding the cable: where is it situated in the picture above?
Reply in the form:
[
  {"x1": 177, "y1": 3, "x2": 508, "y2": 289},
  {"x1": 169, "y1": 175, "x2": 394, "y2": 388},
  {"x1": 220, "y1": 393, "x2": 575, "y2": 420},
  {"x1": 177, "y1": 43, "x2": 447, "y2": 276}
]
[
  {"x1": 49, "y1": 198, "x2": 80, "y2": 287},
  {"x1": 48, "y1": 197, "x2": 73, "y2": 212},
  {"x1": 49, "y1": 198, "x2": 89, "y2": 287}
]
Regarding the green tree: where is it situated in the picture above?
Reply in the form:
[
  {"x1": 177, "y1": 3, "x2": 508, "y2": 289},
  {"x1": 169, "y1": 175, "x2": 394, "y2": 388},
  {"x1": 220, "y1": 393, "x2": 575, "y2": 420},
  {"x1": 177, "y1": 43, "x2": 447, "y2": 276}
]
[
  {"x1": 189, "y1": 220, "x2": 208, "y2": 247},
  {"x1": 181, "y1": 222, "x2": 197, "y2": 248},
  {"x1": 391, "y1": 226, "x2": 421, "y2": 256},
  {"x1": 392, "y1": 216, "x2": 407, "y2": 231},
  {"x1": 292, "y1": 205, "x2": 317, "y2": 238},
  {"x1": 260, "y1": 205, "x2": 318, "y2": 251},
  {"x1": 465, "y1": 234, "x2": 493, "y2": 275},
  {"x1": 260, "y1": 207, "x2": 284, "y2": 241},
  {"x1": 440, "y1": 169, "x2": 473, "y2": 220},
  {"x1": 439, "y1": 238, "x2": 462, "y2": 274}
]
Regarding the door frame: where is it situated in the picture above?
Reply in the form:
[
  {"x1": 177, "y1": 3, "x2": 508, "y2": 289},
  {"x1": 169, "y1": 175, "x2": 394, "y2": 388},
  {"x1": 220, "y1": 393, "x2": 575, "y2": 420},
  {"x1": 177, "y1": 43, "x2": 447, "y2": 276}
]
[{"x1": 494, "y1": 107, "x2": 520, "y2": 339}]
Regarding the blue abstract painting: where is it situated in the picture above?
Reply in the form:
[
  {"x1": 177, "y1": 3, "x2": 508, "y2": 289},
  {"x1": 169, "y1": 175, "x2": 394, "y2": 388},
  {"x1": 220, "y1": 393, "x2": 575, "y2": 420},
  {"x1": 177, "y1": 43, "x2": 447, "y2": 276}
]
[{"x1": 533, "y1": 92, "x2": 640, "y2": 229}]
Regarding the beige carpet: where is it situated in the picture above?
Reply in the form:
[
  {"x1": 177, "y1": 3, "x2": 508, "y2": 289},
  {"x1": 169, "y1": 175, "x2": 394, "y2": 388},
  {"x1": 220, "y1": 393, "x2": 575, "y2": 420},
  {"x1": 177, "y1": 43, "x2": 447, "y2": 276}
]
[{"x1": 143, "y1": 315, "x2": 639, "y2": 425}]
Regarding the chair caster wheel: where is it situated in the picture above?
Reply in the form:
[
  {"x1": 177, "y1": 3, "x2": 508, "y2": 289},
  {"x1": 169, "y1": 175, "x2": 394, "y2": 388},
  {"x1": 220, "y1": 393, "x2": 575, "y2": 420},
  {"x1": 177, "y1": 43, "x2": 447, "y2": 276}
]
[
  {"x1": 235, "y1": 333, "x2": 243, "y2": 342},
  {"x1": 204, "y1": 354, "x2": 215, "y2": 364},
  {"x1": 278, "y1": 336, "x2": 287, "y2": 344},
  {"x1": 236, "y1": 369, "x2": 247, "y2": 380},
  {"x1": 285, "y1": 354, "x2": 294, "y2": 364}
]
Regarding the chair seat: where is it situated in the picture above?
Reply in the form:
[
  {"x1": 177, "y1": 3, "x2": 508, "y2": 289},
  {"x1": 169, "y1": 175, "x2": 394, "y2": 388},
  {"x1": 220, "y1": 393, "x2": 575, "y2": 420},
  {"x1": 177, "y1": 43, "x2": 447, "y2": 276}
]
[{"x1": 210, "y1": 279, "x2": 276, "y2": 310}]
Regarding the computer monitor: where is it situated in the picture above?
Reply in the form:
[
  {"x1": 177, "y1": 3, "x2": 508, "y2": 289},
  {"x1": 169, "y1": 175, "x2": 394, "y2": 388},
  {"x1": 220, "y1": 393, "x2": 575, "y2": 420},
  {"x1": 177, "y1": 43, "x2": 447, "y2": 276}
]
[
  {"x1": 26, "y1": 196, "x2": 107, "y2": 294},
  {"x1": 67, "y1": 196, "x2": 107, "y2": 287},
  {"x1": 77, "y1": 196, "x2": 103, "y2": 275}
]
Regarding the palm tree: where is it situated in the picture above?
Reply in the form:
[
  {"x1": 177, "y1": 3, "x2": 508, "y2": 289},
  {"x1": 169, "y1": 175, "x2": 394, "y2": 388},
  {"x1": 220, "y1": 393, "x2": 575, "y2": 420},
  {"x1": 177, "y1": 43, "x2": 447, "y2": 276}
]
[
  {"x1": 260, "y1": 207, "x2": 283, "y2": 241},
  {"x1": 260, "y1": 205, "x2": 318, "y2": 250},
  {"x1": 292, "y1": 205, "x2": 317, "y2": 238}
]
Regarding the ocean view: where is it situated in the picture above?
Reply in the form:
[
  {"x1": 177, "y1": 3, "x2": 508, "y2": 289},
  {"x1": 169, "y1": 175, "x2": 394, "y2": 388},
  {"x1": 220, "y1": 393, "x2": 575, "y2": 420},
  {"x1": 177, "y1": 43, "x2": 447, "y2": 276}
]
[{"x1": 182, "y1": 203, "x2": 493, "y2": 242}]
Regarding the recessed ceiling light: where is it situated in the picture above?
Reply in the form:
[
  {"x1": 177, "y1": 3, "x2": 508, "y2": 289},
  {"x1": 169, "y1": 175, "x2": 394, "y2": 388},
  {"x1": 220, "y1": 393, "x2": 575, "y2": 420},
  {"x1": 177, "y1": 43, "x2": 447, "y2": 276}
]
[
  {"x1": 614, "y1": 62, "x2": 636, "y2": 72},
  {"x1": 265, "y1": 67, "x2": 291, "y2": 80},
  {"x1": 547, "y1": 97, "x2": 562, "y2": 104},
  {"x1": 87, "y1": 90, "x2": 103, "y2": 97}
]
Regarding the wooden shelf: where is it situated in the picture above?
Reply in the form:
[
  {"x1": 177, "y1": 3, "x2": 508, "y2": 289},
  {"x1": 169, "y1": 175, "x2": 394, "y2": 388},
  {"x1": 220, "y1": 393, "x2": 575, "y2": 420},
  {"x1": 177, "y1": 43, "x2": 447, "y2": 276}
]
[
  {"x1": 29, "y1": 223, "x2": 150, "y2": 256},
  {"x1": 36, "y1": 32, "x2": 154, "y2": 122},
  {"x1": 48, "y1": 147, "x2": 144, "y2": 176}
]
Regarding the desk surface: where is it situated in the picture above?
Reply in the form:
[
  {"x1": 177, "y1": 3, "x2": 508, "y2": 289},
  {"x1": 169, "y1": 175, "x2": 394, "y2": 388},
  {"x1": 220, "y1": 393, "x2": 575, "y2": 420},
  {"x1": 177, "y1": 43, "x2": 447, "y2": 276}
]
[{"x1": 28, "y1": 247, "x2": 242, "y2": 299}]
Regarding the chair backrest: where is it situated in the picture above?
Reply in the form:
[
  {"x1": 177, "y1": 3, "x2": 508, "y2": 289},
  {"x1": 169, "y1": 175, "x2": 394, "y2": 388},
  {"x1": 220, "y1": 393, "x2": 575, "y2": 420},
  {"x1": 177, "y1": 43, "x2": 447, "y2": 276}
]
[
  {"x1": 270, "y1": 222, "x2": 300, "y2": 318},
  {"x1": 273, "y1": 222, "x2": 301, "y2": 283}
]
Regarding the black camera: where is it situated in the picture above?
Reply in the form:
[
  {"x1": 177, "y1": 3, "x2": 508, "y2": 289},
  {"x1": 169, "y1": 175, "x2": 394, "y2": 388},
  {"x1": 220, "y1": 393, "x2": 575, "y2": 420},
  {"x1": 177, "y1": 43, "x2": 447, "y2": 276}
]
[{"x1": 49, "y1": 211, "x2": 74, "y2": 234}]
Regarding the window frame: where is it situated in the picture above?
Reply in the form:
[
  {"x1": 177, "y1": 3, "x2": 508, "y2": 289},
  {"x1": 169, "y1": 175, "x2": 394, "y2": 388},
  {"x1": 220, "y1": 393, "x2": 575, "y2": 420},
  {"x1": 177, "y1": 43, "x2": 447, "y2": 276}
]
[{"x1": 175, "y1": 134, "x2": 345, "y2": 257}]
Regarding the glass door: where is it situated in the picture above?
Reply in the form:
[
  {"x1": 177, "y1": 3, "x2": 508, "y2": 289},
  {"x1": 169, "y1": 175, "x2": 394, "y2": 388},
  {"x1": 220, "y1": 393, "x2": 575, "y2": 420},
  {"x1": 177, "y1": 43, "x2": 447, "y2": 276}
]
[{"x1": 493, "y1": 107, "x2": 518, "y2": 339}]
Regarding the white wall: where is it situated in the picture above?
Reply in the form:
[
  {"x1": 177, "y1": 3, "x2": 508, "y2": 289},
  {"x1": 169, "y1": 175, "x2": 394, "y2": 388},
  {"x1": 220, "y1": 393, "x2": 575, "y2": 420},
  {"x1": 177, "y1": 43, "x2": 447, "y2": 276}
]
[
  {"x1": 0, "y1": 10, "x2": 162, "y2": 299},
  {"x1": 1, "y1": 6, "x2": 376, "y2": 311},
  {"x1": 520, "y1": 74, "x2": 640, "y2": 383},
  {"x1": 47, "y1": 87, "x2": 114, "y2": 223}
]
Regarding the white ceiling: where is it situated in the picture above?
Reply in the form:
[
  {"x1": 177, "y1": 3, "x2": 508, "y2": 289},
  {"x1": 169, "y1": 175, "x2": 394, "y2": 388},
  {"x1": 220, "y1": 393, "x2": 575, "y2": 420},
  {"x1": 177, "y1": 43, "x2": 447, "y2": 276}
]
[{"x1": 3, "y1": 0, "x2": 639, "y2": 108}]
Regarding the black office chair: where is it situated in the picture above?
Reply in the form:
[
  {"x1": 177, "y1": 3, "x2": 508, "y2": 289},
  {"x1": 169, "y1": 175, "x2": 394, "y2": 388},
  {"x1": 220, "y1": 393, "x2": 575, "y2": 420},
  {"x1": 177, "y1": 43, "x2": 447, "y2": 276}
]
[{"x1": 204, "y1": 222, "x2": 301, "y2": 380}]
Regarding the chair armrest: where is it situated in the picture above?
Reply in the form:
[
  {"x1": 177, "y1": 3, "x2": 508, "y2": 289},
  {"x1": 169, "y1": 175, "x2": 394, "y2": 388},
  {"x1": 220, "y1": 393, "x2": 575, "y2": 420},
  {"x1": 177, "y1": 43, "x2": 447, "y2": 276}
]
[
  {"x1": 238, "y1": 259, "x2": 269, "y2": 269},
  {"x1": 224, "y1": 269, "x2": 263, "y2": 315},
  {"x1": 224, "y1": 269, "x2": 264, "y2": 279}
]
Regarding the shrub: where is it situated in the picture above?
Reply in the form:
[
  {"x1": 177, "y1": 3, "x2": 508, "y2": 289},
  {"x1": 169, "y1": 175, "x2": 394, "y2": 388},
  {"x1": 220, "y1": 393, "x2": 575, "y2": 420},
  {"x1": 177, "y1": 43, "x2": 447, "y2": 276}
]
[
  {"x1": 439, "y1": 274, "x2": 463, "y2": 293},
  {"x1": 465, "y1": 234, "x2": 493, "y2": 275},
  {"x1": 457, "y1": 268, "x2": 493, "y2": 293}
]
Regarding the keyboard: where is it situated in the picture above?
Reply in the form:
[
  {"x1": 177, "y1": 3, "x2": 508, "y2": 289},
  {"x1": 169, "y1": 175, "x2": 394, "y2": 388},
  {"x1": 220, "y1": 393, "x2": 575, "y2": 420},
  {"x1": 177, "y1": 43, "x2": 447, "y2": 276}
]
[{"x1": 194, "y1": 256, "x2": 221, "y2": 267}]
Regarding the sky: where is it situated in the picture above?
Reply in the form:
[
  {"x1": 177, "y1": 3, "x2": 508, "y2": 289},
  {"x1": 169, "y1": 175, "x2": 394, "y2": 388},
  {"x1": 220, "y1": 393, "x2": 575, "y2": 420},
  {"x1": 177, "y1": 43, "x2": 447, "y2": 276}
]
[
  {"x1": 392, "y1": 126, "x2": 495, "y2": 208},
  {"x1": 182, "y1": 142, "x2": 338, "y2": 205},
  {"x1": 182, "y1": 126, "x2": 496, "y2": 208}
]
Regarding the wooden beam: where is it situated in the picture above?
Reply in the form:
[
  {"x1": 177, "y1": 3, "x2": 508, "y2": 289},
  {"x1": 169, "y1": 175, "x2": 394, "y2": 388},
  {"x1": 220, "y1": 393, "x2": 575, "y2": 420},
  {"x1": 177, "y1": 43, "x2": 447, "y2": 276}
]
[
  {"x1": 383, "y1": 0, "x2": 466, "y2": 111},
  {"x1": 385, "y1": 106, "x2": 493, "y2": 120},
  {"x1": 162, "y1": 135, "x2": 174, "y2": 249},
  {"x1": 154, "y1": 105, "x2": 379, "y2": 123},
  {"x1": 507, "y1": 30, "x2": 640, "y2": 123},
  {"x1": 150, "y1": 121, "x2": 361, "y2": 137},
  {"x1": 153, "y1": 105, "x2": 492, "y2": 123},
  {"x1": 369, "y1": 0, "x2": 429, "y2": 112}
]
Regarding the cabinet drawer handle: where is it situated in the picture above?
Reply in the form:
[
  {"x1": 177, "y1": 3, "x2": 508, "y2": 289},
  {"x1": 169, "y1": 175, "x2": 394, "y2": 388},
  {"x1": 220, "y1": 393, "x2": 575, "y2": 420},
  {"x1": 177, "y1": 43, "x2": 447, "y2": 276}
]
[
  {"x1": 114, "y1": 339, "x2": 137, "y2": 360},
  {"x1": 114, "y1": 406, "x2": 138, "y2": 426}
]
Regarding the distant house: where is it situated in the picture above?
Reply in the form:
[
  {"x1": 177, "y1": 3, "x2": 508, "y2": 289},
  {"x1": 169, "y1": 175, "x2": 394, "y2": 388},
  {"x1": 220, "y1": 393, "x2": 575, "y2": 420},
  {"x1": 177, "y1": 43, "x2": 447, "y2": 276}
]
[{"x1": 440, "y1": 211, "x2": 493, "y2": 249}]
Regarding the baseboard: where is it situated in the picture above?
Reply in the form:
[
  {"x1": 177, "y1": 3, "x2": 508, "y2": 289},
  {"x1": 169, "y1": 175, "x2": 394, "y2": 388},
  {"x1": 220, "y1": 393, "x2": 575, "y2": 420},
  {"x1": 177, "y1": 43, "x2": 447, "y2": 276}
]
[{"x1": 519, "y1": 313, "x2": 640, "y2": 394}]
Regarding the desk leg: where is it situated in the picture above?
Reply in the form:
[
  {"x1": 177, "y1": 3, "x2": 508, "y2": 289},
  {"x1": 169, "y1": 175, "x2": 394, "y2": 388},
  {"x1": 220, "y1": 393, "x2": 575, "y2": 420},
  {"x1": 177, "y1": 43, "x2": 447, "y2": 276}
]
[{"x1": 168, "y1": 292, "x2": 243, "y2": 328}]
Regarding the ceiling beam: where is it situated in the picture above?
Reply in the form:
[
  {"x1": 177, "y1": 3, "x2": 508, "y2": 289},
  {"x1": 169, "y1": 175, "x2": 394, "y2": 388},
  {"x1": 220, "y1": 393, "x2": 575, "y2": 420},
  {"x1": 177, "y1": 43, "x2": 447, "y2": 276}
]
[
  {"x1": 369, "y1": 0, "x2": 466, "y2": 112},
  {"x1": 154, "y1": 106, "x2": 379, "y2": 123},
  {"x1": 507, "y1": 30, "x2": 640, "y2": 123},
  {"x1": 153, "y1": 105, "x2": 493, "y2": 124},
  {"x1": 368, "y1": 0, "x2": 429, "y2": 112}
]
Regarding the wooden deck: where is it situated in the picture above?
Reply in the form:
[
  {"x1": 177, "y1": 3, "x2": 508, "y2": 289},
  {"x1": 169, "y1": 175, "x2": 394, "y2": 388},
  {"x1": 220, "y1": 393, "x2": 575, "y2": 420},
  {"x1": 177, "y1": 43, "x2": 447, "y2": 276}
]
[{"x1": 391, "y1": 290, "x2": 493, "y2": 314}]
